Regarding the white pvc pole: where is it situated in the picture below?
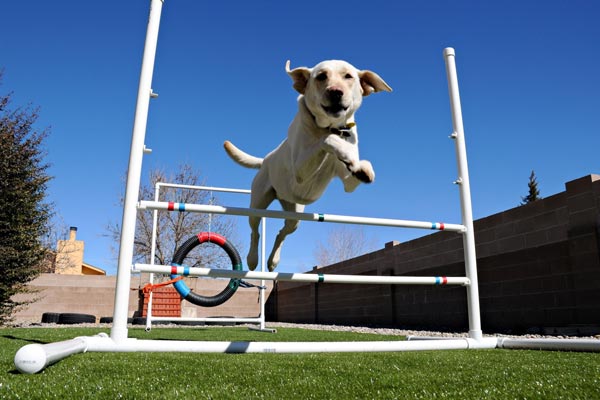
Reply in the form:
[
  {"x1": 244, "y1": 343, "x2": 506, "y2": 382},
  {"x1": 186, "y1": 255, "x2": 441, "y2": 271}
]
[
  {"x1": 138, "y1": 201, "x2": 467, "y2": 233},
  {"x1": 14, "y1": 334, "x2": 107, "y2": 374},
  {"x1": 155, "y1": 183, "x2": 251, "y2": 195},
  {"x1": 134, "y1": 264, "x2": 471, "y2": 286},
  {"x1": 145, "y1": 182, "x2": 161, "y2": 331},
  {"x1": 150, "y1": 316, "x2": 262, "y2": 324},
  {"x1": 444, "y1": 47, "x2": 482, "y2": 340},
  {"x1": 259, "y1": 217, "x2": 267, "y2": 330},
  {"x1": 81, "y1": 336, "x2": 499, "y2": 354},
  {"x1": 497, "y1": 338, "x2": 600, "y2": 352},
  {"x1": 111, "y1": 0, "x2": 163, "y2": 343}
]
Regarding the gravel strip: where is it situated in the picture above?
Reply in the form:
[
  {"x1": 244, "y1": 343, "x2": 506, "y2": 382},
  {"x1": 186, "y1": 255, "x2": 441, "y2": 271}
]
[
  {"x1": 258, "y1": 322, "x2": 600, "y2": 340},
  {"x1": 15, "y1": 321, "x2": 600, "y2": 340}
]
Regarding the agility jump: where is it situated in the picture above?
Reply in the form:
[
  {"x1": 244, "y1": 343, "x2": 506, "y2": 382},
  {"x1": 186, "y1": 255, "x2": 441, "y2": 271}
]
[
  {"x1": 16, "y1": 0, "x2": 600, "y2": 375},
  {"x1": 15, "y1": 0, "x2": 484, "y2": 372}
]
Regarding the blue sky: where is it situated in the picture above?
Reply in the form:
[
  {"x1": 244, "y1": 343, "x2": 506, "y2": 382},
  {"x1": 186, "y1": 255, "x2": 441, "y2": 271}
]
[{"x1": 2, "y1": 1, "x2": 598, "y2": 275}]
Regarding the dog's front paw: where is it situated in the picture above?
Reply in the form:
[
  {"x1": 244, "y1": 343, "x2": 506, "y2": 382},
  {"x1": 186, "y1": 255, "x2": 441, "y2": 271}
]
[{"x1": 350, "y1": 160, "x2": 375, "y2": 183}]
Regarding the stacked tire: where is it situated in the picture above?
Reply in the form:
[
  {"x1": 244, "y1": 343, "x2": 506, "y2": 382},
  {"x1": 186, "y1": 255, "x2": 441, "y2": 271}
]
[
  {"x1": 41, "y1": 312, "x2": 60, "y2": 324},
  {"x1": 58, "y1": 313, "x2": 96, "y2": 324},
  {"x1": 41, "y1": 312, "x2": 96, "y2": 324}
]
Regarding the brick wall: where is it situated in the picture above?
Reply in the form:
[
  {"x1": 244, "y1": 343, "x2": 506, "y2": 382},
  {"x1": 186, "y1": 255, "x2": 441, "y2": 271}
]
[{"x1": 269, "y1": 174, "x2": 600, "y2": 334}]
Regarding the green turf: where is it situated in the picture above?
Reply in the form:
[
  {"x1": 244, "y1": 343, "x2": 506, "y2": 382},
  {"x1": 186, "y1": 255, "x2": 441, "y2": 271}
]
[{"x1": 1, "y1": 327, "x2": 599, "y2": 399}]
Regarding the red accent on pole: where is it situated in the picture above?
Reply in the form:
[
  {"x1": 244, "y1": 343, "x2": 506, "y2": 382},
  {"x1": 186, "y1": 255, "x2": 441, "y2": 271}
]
[{"x1": 168, "y1": 202, "x2": 175, "y2": 211}]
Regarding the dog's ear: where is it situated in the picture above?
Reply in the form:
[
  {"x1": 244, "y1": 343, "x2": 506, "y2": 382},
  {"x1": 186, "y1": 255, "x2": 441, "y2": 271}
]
[
  {"x1": 358, "y1": 70, "x2": 393, "y2": 96},
  {"x1": 286, "y1": 60, "x2": 311, "y2": 94}
]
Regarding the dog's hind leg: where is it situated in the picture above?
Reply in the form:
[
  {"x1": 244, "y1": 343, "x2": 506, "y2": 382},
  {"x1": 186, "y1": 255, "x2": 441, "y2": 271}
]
[
  {"x1": 267, "y1": 200, "x2": 305, "y2": 271},
  {"x1": 247, "y1": 174, "x2": 276, "y2": 271}
]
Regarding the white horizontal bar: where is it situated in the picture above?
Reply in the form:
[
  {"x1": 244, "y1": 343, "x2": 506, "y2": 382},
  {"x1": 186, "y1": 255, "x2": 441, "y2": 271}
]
[
  {"x1": 133, "y1": 264, "x2": 471, "y2": 286},
  {"x1": 156, "y1": 183, "x2": 251, "y2": 195},
  {"x1": 138, "y1": 201, "x2": 467, "y2": 233},
  {"x1": 150, "y1": 317, "x2": 261, "y2": 323}
]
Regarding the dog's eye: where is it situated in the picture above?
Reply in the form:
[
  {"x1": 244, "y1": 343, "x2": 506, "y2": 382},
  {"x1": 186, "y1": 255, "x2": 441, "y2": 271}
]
[
  {"x1": 316, "y1": 72, "x2": 327, "y2": 81},
  {"x1": 344, "y1": 73, "x2": 353, "y2": 80}
]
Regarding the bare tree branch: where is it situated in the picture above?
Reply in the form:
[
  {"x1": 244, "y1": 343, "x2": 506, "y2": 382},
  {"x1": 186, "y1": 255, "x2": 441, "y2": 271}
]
[
  {"x1": 313, "y1": 226, "x2": 378, "y2": 267},
  {"x1": 106, "y1": 163, "x2": 242, "y2": 275}
]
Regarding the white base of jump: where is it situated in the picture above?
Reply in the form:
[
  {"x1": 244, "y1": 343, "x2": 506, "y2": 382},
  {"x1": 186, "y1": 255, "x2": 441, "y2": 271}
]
[
  {"x1": 15, "y1": 333, "x2": 600, "y2": 374},
  {"x1": 14, "y1": 334, "x2": 496, "y2": 374}
]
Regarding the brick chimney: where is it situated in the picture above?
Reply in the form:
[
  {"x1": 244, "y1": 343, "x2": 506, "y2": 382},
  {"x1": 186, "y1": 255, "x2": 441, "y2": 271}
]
[
  {"x1": 55, "y1": 226, "x2": 85, "y2": 274},
  {"x1": 68, "y1": 226, "x2": 77, "y2": 241}
]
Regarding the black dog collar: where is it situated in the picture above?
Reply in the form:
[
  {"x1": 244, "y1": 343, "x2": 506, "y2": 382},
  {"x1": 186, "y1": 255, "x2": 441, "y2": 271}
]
[{"x1": 329, "y1": 122, "x2": 356, "y2": 138}]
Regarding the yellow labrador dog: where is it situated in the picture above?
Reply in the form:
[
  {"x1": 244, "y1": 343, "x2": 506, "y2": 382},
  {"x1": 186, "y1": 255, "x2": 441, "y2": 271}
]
[{"x1": 224, "y1": 60, "x2": 392, "y2": 271}]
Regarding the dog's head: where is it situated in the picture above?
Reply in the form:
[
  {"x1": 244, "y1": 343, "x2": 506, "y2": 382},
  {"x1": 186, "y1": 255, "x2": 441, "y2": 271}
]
[{"x1": 286, "y1": 60, "x2": 392, "y2": 128}]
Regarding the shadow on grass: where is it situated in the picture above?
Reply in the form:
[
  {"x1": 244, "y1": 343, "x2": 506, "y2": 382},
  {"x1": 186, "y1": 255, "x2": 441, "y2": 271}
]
[{"x1": 2, "y1": 334, "x2": 48, "y2": 344}]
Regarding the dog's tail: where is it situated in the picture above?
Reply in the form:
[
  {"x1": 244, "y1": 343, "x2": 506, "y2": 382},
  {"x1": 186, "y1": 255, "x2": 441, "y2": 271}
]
[{"x1": 223, "y1": 141, "x2": 263, "y2": 169}]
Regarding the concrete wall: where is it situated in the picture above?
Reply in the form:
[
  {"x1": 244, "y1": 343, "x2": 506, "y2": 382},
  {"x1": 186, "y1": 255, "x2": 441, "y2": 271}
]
[
  {"x1": 269, "y1": 174, "x2": 600, "y2": 335},
  {"x1": 12, "y1": 274, "x2": 133, "y2": 324},
  {"x1": 13, "y1": 273, "x2": 272, "y2": 324}
]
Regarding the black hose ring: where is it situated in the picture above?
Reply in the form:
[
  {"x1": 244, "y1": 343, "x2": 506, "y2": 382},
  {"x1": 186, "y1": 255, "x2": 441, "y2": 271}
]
[{"x1": 170, "y1": 232, "x2": 242, "y2": 307}]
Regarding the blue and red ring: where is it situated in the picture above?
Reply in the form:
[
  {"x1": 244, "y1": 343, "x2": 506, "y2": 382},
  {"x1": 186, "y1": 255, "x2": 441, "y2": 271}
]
[{"x1": 170, "y1": 232, "x2": 243, "y2": 307}]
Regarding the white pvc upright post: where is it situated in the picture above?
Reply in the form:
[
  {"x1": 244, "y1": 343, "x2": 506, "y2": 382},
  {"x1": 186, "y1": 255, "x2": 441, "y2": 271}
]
[
  {"x1": 259, "y1": 217, "x2": 269, "y2": 331},
  {"x1": 111, "y1": 0, "x2": 164, "y2": 342},
  {"x1": 144, "y1": 183, "x2": 161, "y2": 331},
  {"x1": 444, "y1": 48, "x2": 482, "y2": 340}
]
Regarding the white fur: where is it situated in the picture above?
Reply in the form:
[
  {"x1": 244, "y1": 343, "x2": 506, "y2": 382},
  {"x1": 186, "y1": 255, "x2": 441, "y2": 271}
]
[{"x1": 224, "y1": 59, "x2": 392, "y2": 271}]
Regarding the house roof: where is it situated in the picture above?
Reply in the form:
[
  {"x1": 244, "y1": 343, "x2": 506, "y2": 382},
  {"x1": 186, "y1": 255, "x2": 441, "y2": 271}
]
[{"x1": 82, "y1": 262, "x2": 106, "y2": 275}]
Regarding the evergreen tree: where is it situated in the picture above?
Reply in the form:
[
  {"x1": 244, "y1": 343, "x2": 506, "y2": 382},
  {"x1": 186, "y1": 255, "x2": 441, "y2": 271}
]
[
  {"x1": 0, "y1": 76, "x2": 53, "y2": 325},
  {"x1": 521, "y1": 170, "x2": 541, "y2": 205}
]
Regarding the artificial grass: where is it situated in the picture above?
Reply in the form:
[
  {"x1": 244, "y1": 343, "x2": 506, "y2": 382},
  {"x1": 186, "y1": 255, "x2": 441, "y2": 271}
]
[{"x1": 1, "y1": 327, "x2": 599, "y2": 399}]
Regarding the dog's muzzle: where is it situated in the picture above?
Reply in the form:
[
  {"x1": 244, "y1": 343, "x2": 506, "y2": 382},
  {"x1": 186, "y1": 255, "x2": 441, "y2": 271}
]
[{"x1": 322, "y1": 103, "x2": 348, "y2": 115}]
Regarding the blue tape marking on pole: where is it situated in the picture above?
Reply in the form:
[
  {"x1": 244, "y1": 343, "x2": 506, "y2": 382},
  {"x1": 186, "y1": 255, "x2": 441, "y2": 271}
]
[
  {"x1": 178, "y1": 203, "x2": 186, "y2": 212},
  {"x1": 173, "y1": 279, "x2": 191, "y2": 297},
  {"x1": 435, "y1": 276, "x2": 441, "y2": 285},
  {"x1": 318, "y1": 274, "x2": 324, "y2": 283},
  {"x1": 318, "y1": 214, "x2": 325, "y2": 222},
  {"x1": 183, "y1": 266, "x2": 190, "y2": 276}
]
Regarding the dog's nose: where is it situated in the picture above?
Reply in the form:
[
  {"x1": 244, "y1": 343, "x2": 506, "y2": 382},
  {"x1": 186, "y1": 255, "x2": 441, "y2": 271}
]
[{"x1": 327, "y1": 87, "x2": 344, "y2": 102}]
